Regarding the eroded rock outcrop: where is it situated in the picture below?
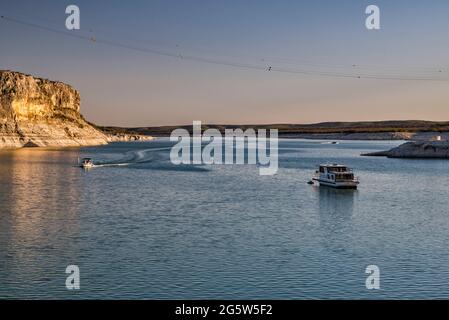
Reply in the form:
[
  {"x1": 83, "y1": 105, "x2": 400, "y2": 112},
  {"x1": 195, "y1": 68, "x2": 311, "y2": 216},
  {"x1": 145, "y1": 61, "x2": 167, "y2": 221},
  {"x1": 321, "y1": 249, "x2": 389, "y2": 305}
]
[
  {"x1": 107, "y1": 134, "x2": 154, "y2": 142},
  {"x1": 362, "y1": 141, "x2": 449, "y2": 158},
  {"x1": 1, "y1": 70, "x2": 118, "y2": 148}
]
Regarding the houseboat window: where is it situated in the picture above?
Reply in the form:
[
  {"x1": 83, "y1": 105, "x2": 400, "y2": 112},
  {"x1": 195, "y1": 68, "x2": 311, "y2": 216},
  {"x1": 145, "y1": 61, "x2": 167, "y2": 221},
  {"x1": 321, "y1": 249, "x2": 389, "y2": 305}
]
[{"x1": 335, "y1": 173, "x2": 354, "y2": 181}]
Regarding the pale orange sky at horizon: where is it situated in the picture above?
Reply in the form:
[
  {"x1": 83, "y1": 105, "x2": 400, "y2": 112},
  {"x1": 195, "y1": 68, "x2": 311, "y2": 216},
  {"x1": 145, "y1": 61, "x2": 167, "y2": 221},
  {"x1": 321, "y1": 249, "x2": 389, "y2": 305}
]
[{"x1": 78, "y1": 69, "x2": 449, "y2": 127}]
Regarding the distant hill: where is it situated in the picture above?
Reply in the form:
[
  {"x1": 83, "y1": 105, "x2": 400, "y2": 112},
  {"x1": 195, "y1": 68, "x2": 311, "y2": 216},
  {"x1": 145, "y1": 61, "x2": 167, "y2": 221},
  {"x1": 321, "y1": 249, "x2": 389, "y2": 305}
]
[{"x1": 101, "y1": 120, "x2": 449, "y2": 137}]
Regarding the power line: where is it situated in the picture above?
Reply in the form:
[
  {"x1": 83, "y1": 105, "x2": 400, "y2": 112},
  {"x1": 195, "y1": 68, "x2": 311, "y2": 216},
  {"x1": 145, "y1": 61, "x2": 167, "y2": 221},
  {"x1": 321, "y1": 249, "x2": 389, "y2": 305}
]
[
  {"x1": 3, "y1": 11, "x2": 446, "y2": 74},
  {"x1": 1, "y1": 14, "x2": 449, "y2": 82}
]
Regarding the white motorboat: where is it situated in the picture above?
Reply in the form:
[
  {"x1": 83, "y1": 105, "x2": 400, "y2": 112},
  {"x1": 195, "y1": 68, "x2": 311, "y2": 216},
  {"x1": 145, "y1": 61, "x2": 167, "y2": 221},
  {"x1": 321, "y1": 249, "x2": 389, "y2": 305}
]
[{"x1": 79, "y1": 158, "x2": 94, "y2": 169}]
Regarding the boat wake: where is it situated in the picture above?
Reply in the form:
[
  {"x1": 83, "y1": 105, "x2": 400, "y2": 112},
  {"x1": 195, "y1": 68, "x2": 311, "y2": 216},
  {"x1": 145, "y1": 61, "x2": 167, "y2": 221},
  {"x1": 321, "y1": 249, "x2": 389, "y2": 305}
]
[
  {"x1": 83, "y1": 147, "x2": 173, "y2": 168},
  {"x1": 91, "y1": 163, "x2": 132, "y2": 168}
]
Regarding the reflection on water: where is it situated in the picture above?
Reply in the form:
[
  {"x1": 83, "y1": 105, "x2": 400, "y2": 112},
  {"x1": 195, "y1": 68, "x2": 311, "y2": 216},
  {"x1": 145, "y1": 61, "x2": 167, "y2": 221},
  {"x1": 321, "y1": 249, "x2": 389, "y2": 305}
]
[
  {"x1": 0, "y1": 149, "x2": 83, "y2": 298},
  {"x1": 317, "y1": 187, "x2": 355, "y2": 223},
  {"x1": 316, "y1": 187, "x2": 356, "y2": 256},
  {"x1": 1, "y1": 139, "x2": 449, "y2": 299}
]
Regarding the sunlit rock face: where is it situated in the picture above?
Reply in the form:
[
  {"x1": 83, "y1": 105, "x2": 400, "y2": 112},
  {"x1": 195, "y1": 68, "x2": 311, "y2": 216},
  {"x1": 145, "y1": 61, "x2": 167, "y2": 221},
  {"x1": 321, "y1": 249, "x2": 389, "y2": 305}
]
[{"x1": 0, "y1": 70, "x2": 109, "y2": 148}]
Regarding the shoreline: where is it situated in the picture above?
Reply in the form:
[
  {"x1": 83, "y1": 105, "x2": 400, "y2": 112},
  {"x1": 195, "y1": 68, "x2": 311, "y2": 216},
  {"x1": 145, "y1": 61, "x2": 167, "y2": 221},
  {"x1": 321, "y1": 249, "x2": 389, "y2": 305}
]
[
  {"x1": 131, "y1": 131, "x2": 438, "y2": 141},
  {"x1": 0, "y1": 134, "x2": 155, "y2": 150},
  {"x1": 2, "y1": 128, "x2": 447, "y2": 151}
]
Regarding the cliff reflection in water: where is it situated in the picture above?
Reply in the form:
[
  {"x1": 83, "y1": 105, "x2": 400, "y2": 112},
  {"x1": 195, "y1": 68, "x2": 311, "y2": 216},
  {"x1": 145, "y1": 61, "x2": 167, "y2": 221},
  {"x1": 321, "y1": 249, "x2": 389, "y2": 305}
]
[{"x1": 0, "y1": 149, "x2": 83, "y2": 297}]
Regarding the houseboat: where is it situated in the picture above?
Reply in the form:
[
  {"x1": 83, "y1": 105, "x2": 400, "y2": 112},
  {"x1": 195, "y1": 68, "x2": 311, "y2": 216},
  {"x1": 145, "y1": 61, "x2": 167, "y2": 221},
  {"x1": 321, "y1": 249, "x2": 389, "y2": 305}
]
[{"x1": 311, "y1": 164, "x2": 359, "y2": 189}]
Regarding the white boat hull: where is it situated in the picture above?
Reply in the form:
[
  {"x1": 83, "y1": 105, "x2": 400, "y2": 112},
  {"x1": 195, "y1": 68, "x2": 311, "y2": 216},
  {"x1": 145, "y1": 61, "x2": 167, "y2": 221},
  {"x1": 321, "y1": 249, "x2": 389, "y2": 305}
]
[{"x1": 313, "y1": 178, "x2": 359, "y2": 189}]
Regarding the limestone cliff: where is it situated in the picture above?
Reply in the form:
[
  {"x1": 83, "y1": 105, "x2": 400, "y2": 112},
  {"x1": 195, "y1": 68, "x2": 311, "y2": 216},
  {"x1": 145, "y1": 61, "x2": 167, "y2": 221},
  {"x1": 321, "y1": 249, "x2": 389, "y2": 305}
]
[{"x1": 0, "y1": 70, "x2": 145, "y2": 148}]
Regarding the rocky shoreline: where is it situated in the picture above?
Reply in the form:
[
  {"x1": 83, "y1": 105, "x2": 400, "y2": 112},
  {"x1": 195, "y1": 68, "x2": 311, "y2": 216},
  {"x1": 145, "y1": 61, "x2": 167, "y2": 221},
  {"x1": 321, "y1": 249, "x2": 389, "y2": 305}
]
[
  {"x1": 0, "y1": 70, "x2": 152, "y2": 149},
  {"x1": 107, "y1": 134, "x2": 154, "y2": 143},
  {"x1": 363, "y1": 141, "x2": 449, "y2": 158}
]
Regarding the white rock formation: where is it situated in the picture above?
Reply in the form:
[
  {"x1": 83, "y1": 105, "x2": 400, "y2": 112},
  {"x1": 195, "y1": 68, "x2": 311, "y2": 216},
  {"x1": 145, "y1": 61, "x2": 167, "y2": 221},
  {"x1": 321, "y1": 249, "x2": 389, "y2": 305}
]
[{"x1": 363, "y1": 141, "x2": 449, "y2": 158}]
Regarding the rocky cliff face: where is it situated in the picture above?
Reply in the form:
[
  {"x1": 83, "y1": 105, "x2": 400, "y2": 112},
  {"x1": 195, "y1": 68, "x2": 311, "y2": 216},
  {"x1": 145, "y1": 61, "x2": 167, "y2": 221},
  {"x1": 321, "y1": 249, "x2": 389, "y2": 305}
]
[{"x1": 0, "y1": 70, "x2": 110, "y2": 148}]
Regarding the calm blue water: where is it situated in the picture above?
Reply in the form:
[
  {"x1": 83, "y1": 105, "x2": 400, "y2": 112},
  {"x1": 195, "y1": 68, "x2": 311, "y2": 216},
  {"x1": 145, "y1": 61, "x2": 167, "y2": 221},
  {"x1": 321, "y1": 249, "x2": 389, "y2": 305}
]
[{"x1": 1, "y1": 139, "x2": 449, "y2": 299}]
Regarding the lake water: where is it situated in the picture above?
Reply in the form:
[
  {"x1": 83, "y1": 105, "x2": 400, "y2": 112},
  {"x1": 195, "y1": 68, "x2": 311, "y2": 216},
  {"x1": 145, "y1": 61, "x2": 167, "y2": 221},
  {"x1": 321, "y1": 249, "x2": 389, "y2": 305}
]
[{"x1": 1, "y1": 139, "x2": 449, "y2": 299}]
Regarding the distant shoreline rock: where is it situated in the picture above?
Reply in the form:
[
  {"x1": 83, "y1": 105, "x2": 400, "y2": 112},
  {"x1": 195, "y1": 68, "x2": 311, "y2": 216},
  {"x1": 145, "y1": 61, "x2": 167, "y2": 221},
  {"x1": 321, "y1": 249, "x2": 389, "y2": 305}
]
[
  {"x1": 362, "y1": 141, "x2": 449, "y2": 158},
  {"x1": 274, "y1": 132, "x2": 449, "y2": 141},
  {"x1": 107, "y1": 133, "x2": 154, "y2": 142},
  {"x1": 0, "y1": 70, "x2": 152, "y2": 149}
]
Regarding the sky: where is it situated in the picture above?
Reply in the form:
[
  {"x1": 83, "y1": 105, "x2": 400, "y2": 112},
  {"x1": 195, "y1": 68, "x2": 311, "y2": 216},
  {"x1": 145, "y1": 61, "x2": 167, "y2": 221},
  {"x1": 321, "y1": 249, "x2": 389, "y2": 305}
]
[{"x1": 1, "y1": 0, "x2": 449, "y2": 126}]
